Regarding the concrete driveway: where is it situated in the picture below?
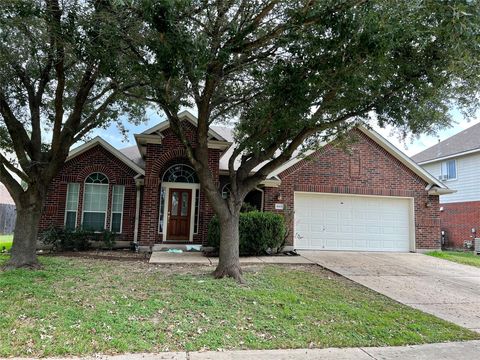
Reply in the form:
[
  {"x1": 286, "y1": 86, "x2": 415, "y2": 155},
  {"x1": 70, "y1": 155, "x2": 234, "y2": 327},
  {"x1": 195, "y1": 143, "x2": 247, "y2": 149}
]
[{"x1": 299, "y1": 251, "x2": 480, "y2": 333}]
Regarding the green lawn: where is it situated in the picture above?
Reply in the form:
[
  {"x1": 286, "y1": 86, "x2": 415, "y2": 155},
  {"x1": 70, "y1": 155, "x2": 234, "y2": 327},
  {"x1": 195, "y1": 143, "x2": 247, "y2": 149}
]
[
  {"x1": 426, "y1": 250, "x2": 480, "y2": 268},
  {"x1": 0, "y1": 234, "x2": 13, "y2": 251},
  {"x1": 0, "y1": 255, "x2": 478, "y2": 357}
]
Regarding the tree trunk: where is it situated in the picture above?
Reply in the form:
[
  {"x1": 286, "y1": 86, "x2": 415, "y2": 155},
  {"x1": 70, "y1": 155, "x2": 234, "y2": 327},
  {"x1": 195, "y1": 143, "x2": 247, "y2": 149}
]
[
  {"x1": 3, "y1": 201, "x2": 43, "y2": 270},
  {"x1": 212, "y1": 211, "x2": 244, "y2": 283}
]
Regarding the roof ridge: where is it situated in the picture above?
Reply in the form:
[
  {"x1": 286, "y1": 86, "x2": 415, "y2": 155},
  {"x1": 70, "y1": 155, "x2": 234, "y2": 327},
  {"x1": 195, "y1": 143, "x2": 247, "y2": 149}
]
[{"x1": 412, "y1": 121, "x2": 480, "y2": 163}]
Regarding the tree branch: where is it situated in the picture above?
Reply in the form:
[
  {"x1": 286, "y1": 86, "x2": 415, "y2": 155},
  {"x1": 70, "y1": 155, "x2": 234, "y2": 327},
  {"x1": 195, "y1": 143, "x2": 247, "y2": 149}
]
[
  {"x1": 0, "y1": 90, "x2": 33, "y2": 171},
  {"x1": 0, "y1": 153, "x2": 29, "y2": 183}
]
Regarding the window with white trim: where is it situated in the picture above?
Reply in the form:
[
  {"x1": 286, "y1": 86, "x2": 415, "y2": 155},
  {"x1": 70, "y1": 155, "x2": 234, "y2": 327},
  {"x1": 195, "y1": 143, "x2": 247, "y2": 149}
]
[
  {"x1": 82, "y1": 173, "x2": 109, "y2": 231},
  {"x1": 111, "y1": 185, "x2": 125, "y2": 233},
  {"x1": 158, "y1": 187, "x2": 166, "y2": 233},
  {"x1": 221, "y1": 183, "x2": 231, "y2": 199},
  {"x1": 65, "y1": 183, "x2": 80, "y2": 230},
  {"x1": 162, "y1": 164, "x2": 199, "y2": 183},
  {"x1": 194, "y1": 189, "x2": 200, "y2": 234},
  {"x1": 440, "y1": 159, "x2": 457, "y2": 180}
]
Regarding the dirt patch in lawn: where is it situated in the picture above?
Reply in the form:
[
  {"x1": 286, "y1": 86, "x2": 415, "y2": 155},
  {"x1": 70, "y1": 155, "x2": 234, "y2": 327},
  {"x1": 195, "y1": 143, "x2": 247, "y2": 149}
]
[{"x1": 43, "y1": 249, "x2": 150, "y2": 262}]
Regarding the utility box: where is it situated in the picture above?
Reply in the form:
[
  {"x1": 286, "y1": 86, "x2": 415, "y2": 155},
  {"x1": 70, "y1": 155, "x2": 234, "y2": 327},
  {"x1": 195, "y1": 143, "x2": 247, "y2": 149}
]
[{"x1": 475, "y1": 238, "x2": 480, "y2": 255}]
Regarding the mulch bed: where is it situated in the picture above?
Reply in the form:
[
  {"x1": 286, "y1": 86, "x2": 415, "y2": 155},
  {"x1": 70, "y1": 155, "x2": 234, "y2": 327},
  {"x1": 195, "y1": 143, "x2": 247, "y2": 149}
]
[{"x1": 42, "y1": 249, "x2": 150, "y2": 262}]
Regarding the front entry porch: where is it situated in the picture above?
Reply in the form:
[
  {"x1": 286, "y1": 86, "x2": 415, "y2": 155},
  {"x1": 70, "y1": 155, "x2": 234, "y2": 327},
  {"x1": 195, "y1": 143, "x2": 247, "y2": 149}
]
[{"x1": 159, "y1": 182, "x2": 200, "y2": 243}]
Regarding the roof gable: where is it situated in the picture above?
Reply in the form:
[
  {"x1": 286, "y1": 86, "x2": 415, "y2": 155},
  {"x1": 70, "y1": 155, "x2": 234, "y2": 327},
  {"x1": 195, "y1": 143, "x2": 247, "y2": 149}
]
[
  {"x1": 67, "y1": 137, "x2": 145, "y2": 175},
  {"x1": 267, "y1": 126, "x2": 450, "y2": 192},
  {"x1": 142, "y1": 110, "x2": 228, "y2": 142}
]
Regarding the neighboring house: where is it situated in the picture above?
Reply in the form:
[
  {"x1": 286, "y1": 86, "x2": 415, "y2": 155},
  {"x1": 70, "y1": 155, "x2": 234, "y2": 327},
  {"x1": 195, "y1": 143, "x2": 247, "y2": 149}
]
[
  {"x1": 0, "y1": 183, "x2": 15, "y2": 234},
  {"x1": 412, "y1": 123, "x2": 480, "y2": 248},
  {"x1": 39, "y1": 111, "x2": 451, "y2": 252},
  {"x1": 0, "y1": 183, "x2": 14, "y2": 205}
]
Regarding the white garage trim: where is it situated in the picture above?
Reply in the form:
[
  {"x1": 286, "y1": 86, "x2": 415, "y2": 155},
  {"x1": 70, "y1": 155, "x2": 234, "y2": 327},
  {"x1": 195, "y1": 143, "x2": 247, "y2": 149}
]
[{"x1": 293, "y1": 192, "x2": 415, "y2": 252}]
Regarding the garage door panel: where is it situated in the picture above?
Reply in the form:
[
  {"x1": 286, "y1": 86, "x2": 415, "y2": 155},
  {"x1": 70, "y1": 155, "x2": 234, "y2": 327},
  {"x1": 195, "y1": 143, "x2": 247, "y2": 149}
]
[{"x1": 294, "y1": 193, "x2": 412, "y2": 252}]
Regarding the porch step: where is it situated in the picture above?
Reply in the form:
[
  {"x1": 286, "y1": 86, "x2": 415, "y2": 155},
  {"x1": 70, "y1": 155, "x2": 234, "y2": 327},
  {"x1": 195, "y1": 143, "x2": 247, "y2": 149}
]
[{"x1": 151, "y1": 244, "x2": 208, "y2": 252}]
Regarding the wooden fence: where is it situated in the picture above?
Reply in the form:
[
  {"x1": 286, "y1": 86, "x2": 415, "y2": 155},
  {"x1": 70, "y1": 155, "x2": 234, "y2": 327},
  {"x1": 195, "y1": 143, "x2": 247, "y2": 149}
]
[{"x1": 0, "y1": 203, "x2": 16, "y2": 234}]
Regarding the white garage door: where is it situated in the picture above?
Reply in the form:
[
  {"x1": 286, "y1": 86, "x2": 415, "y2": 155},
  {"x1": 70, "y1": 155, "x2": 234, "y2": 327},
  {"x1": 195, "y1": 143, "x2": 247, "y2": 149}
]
[{"x1": 294, "y1": 193, "x2": 412, "y2": 252}]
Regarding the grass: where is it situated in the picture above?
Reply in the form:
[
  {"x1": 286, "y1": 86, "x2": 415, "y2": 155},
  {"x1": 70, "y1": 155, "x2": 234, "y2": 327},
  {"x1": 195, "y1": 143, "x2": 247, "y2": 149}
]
[
  {"x1": 0, "y1": 255, "x2": 478, "y2": 357},
  {"x1": 426, "y1": 250, "x2": 480, "y2": 268},
  {"x1": 0, "y1": 234, "x2": 13, "y2": 251}
]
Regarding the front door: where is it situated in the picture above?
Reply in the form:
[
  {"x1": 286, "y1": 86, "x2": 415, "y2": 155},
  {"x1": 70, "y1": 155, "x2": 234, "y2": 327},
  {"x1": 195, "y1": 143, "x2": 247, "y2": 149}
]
[{"x1": 167, "y1": 188, "x2": 192, "y2": 240}]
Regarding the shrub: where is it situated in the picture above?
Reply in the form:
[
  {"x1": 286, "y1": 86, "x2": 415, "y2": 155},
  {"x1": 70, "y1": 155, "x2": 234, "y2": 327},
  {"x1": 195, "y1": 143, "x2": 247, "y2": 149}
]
[
  {"x1": 207, "y1": 211, "x2": 286, "y2": 256},
  {"x1": 100, "y1": 230, "x2": 116, "y2": 250},
  {"x1": 41, "y1": 226, "x2": 93, "y2": 252}
]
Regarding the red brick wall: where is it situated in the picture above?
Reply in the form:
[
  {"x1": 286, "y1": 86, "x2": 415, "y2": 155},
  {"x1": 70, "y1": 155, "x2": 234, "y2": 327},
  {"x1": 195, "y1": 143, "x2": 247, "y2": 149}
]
[
  {"x1": 263, "y1": 130, "x2": 441, "y2": 250},
  {"x1": 138, "y1": 121, "x2": 220, "y2": 247},
  {"x1": 440, "y1": 201, "x2": 480, "y2": 248},
  {"x1": 39, "y1": 145, "x2": 139, "y2": 242}
]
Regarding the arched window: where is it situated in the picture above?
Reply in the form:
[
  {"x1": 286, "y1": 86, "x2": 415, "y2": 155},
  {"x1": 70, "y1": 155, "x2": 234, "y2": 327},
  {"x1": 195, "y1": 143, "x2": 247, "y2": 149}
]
[
  {"x1": 85, "y1": 172, "x2": 109, "y2": 184},
  {"x1": 162, "y1": 164, "x2": 199, "y2": 183},
  {"x1": 83, "y1": 172, "x2": 109, "y2": 231},
  {"x1": 221, "y1": 183, "x2": 231, "y2": 199}
]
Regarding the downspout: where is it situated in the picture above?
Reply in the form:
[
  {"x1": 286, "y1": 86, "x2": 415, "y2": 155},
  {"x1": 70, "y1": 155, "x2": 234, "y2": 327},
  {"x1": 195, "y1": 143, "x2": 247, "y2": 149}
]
[{"x1": 133, "y1": 177, "x2": 144, "y2": 249}]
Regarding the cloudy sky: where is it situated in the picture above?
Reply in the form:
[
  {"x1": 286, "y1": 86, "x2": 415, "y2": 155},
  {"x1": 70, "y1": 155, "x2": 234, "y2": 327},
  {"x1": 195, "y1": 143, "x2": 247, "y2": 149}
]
[{"x1": 90, "y1": 107, "x2": 480, "y2": 158}]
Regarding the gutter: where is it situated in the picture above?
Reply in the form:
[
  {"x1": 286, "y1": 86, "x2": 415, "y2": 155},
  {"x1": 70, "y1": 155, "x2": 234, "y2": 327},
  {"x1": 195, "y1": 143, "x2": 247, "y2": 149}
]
[{"x1": 426, "y1": 184, "x2": 456, "y2": 195}]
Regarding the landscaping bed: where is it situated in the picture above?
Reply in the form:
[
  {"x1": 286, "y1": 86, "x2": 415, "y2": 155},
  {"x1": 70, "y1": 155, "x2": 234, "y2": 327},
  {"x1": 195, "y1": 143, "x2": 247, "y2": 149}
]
[
  {"x1": 0, "y1": 255, "x2": 478, "y2": 357},
  {"x1": 426, "y1": 250, "x2": 480, "y2": 268}
]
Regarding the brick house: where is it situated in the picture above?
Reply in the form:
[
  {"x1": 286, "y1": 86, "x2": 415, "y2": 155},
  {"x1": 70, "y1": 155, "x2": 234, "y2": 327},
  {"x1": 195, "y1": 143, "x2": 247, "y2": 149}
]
[
  {"x1": 39, "y1": 111, "x2": 451, "y2": 252},
  {"x1": 413, "y1": 122, "x2": 480, "y2": 249}
]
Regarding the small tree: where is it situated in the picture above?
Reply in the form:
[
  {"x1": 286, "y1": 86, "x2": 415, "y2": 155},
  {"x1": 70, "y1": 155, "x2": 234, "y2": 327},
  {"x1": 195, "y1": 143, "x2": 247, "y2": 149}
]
[
  {"x1": 128, "y1": 0, "x2": 480, "y2": 282},
  {"x1": 0, "y1": 0, "x2": 143, "y2": 269}
]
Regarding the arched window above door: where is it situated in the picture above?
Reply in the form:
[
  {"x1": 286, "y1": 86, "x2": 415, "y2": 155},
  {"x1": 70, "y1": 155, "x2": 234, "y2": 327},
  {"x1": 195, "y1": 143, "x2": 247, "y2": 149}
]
[{"x1": 162, "y1": 164, "x2": 199, "y2": 183}]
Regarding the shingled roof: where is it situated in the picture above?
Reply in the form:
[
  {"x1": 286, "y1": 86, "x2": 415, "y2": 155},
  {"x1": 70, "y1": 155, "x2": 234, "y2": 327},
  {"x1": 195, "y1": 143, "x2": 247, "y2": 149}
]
[{"x1": 412, "y1": 122, "x2": 480, "y2": 164}]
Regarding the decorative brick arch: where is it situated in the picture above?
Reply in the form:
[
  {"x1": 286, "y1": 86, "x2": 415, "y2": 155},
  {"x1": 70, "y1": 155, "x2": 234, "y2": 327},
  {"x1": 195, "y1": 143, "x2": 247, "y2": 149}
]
[
  {"x1": 75, "y1": 165, "x2": 118, "y2": 184},
  {"x1": 149, "y1": 148, "x2": 192, "y2": 178}
]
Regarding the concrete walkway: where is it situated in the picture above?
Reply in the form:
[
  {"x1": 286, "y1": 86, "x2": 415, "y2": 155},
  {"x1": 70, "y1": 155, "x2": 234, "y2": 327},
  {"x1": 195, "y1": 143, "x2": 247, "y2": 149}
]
[
  {"x1": 6, "y1": 341, "x2": 480, "y2": 359},
  {"x1": 149, "y1": 251, "x2": 313, "y2": 265},
  {"x1": 300, "y1": 251, "x2": 480, "y2": 333}
]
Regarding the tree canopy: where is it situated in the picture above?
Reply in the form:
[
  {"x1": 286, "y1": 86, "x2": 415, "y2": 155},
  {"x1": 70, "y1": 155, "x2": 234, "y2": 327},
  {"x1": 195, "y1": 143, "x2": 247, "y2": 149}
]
[
  {"x1": 0, "y1": 0, "x2": 144, "y2": 268},
  {"x1": 122, "y1": 0, "x2": 480, "y2": 280}
]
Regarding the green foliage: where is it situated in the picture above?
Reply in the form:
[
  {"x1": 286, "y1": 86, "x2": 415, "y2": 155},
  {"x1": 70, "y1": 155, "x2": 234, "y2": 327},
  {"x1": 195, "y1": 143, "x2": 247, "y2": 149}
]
[
  {"x1": 207, "y1": 212, "x2": 286, "y2": 256},
  {"x1": 0, "y1": 234, "x2": 13, "y2": 252},
  {"x1": 427, "y1": 251, "x2": 480, "y2": 268},
  {"x1": 131, "y1": 0, "x2": 480, "y2": 154},
  {"x1": 41, "y1": 227, "x2": 93, "y2": 252},
  {"x1": 101, "y1": 230, "x2": 116, "y2": 250},
  {"x1": 240, "y1": 202, "x2": 258, "y2": 213},
  {"x1": 0, "y1": 255, "x2": 478, "y2": 357},
  {"x1": 41, "y1": 227, "x2": 118, "y2": 251}
]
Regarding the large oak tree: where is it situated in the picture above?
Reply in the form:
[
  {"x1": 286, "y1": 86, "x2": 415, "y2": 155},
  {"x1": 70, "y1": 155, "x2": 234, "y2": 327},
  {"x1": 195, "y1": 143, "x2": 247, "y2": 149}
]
[
  {"x1": 128, "y1": 0, "x2": 479, "y2": 282},
  {"x1": 0, "y1": 0, "x2": 143, "y2": 269}
]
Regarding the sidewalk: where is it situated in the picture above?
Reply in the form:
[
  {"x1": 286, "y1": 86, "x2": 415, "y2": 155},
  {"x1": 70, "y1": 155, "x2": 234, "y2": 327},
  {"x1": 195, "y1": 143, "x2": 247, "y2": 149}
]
[
  {"x1": 6, "y1": 341, "x2": 480, "y2": 360},
  {"x1": 149, "y1": 251, "x2": 313, "y2": 265}
]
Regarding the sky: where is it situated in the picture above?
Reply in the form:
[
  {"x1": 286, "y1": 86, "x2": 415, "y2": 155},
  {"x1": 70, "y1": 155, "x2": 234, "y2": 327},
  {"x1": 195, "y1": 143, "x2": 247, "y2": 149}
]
[{"x1": 90, "y1": 107, "x2": 480, "y2": 157}]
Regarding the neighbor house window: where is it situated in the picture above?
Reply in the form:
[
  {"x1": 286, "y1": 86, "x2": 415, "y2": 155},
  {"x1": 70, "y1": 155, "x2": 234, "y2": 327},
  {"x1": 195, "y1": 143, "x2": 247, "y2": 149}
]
[
  {"x1": 110, "y1": 185, "x2": 125, "y2": 233},
  {"x1": 441, "y1": 159, "x2": 457, "y2": 180},
  {"x1": 82, "y1": 173, "x2": 109, "y2": 231},
  {"x1": 65, "y1": 183, "x2": 80, "y2": 230}
]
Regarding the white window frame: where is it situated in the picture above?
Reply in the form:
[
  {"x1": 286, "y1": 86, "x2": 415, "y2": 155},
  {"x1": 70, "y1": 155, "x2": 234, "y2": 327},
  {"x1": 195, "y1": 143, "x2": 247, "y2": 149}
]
[
  {"x1": 221, "y1": 183, "x2": 231, "y2": 199},
  {"x1": 64, "y1": 183, "x2": 80, "y2": 229},
  {"x1": 110, "y1": 185, "x2": 125, "y2": 234},
  {"x1": 440, "y1": 159, "x2": 457, "y2": 181},
  {"x1": 194, "y1": 188, "x2": 200, "y2": 234},
  {"x1": 82, "y1": 173, "x2": 109, "y2": 232}
]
